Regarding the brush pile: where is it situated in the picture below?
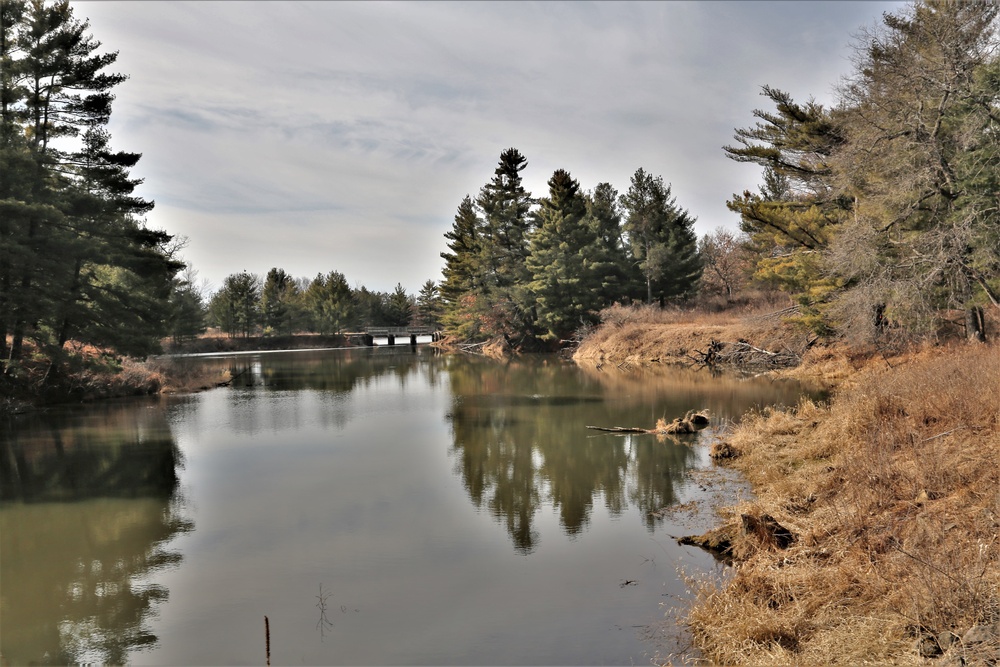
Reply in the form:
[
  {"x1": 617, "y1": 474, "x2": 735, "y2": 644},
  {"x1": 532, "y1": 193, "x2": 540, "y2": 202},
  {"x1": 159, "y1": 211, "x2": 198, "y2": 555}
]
[{"x1": 687, "y1": 338, "x2": 802, "y2": 370}]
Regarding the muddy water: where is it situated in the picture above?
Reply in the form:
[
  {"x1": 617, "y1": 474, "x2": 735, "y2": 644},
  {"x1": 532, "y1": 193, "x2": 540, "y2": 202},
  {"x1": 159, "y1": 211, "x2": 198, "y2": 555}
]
[{"x1": 1, "y1": 347, "x2": 815, "y2": 665}]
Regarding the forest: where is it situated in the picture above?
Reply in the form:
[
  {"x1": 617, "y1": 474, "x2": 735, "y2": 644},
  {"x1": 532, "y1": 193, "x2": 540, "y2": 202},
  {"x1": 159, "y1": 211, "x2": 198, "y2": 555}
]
[
  {"x1": 438, "y1": 0, "x2": 1000, "y2": 349},
  {"x1": 2, "y1": 0, "x2": 998, "y2": 394}
]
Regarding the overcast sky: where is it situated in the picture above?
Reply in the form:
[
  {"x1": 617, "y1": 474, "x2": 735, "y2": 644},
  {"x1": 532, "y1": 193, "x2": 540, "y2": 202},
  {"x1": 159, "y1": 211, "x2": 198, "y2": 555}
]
[{"x1": 73, "y1": 1, "x2": 904, "y2": 294}]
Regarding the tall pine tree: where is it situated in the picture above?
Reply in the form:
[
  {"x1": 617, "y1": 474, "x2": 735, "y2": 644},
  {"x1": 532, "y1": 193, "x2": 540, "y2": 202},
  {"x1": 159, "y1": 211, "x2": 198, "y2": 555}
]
[
  {"x1": 724, "y1": 87, "x2": 848, "y2": 330},
  {"x1": 526, "y1": 169, "x2": 606, "y2": 341},
  {"x1": 1, "y1": 0, "x2": 182, "y2": 362},
  {"x1": 620, "y1": 169, "x2": 701, "y2": 305}
]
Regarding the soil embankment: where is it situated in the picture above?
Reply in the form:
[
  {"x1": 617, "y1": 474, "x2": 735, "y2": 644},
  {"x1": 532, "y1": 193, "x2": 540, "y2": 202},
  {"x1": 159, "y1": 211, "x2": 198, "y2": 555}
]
[
  {"x1": 573, "y1": 309, "x2": 820, "y2": 377},
  {"x1": 574, "y1": 313, "x2": 1000, "y2": 664}
]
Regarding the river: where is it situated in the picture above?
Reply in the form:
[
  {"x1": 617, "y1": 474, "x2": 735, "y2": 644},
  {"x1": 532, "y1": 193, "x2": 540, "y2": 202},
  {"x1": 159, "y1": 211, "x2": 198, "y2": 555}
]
[{"x1": 0, "y1": 346, "x2": 816, "y2": 665}]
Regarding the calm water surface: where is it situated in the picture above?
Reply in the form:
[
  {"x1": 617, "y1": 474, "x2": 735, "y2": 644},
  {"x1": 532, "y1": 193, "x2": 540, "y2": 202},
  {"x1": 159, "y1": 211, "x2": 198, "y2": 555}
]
[{"x1": 1, "y1": 347, "x2": 816, "y2": 665}]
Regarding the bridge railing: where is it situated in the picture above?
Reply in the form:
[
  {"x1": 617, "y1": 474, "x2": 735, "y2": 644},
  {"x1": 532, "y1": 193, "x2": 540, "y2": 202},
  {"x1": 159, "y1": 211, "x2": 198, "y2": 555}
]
[{"x1": 364, "y1": 326, "x2": 435, "y2": 336}]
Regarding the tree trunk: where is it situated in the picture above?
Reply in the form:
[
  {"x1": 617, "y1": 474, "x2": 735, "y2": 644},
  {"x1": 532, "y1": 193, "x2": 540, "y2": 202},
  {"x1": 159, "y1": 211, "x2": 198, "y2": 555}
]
[
  {"x1": 873, "y1": 303, "x2": 887, "y2": 339},
  {"x1": 966, "y1": 306, "x2": 986, "y2": 343}
]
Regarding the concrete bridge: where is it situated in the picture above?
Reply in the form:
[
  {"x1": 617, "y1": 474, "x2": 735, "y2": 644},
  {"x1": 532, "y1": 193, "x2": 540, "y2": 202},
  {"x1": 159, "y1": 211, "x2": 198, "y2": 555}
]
[{"x1": 359, "y1": 326, "x2": 441, "y2": 346}]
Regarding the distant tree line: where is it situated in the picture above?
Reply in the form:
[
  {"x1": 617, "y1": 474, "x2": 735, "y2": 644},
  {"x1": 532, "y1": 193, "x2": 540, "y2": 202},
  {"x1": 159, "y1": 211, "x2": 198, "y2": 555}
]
[
  {"x1": 190, "y1": 269, "x2": 443, "y2": 340},
  {"x1": 439, "y1": 150, "x2": 702, "y2": 344}
]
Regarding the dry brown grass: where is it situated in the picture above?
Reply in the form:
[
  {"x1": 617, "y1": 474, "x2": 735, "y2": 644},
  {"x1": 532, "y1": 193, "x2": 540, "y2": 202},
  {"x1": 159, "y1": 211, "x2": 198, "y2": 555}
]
[
  {"x1": 574, "y1": 298, "x2": 812, "y2": 368},
  {"x1": 144, "y1": 357, "x2": 230, "y2": 394},
  {"x1": 683, "y1": 342, "x2": 1000, "y2": 665}
]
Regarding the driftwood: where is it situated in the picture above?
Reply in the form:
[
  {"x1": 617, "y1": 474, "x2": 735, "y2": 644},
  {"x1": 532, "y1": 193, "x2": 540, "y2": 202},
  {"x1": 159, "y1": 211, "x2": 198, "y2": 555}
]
[
  {"x1": 677, "y1": 513, "x2": 796, "y2": 562},
  {"x1": 687, "y1": 338, "x2": 801, "y2": 370},
  {"x1": 677, "y1": 524, "x2": 738, "y2": 563},
  {"x1": 587, "y1": 410, "x2": 710, "y2": 436},
  {"x1": 586, "y1": 425, "x2": 649, "y2": 434}
]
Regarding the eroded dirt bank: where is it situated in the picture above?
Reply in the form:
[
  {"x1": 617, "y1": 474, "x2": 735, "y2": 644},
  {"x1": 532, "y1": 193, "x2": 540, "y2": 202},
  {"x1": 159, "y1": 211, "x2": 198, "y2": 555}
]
[{"x1": 572, "y1": 311, "x2": 818, "y2": 374}]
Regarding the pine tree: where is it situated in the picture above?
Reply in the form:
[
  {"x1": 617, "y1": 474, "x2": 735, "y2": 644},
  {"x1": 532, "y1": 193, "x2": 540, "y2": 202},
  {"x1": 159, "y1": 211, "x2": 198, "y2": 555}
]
[
  {"x1": 476, "y1": 147, "x2": 534, "y2": 289},
  {"x1": 526, "y1": 169, "x2": 605, "y2": 341},
  {"x1": 723, "y1": 87, "x2": 849, "y2": 331},
  {"x1": 440, "y1": 196, "x2": 482, "y2": 305},
  {"x1": 209, "y1": 271, "x2": 261, "y2": 339},
  {"x1": 620, "y1": 169, "x2": 701, "y2": 305},
  {"x1": 1, "y1": 0, "x2": 182, "y2": 361},
  {"x1": 167, "y1": 267, "x2": 206, "y2": 344},
  {"x1": 473, "y1": 148, "x2": 537, "y2": 341},
  {"x1": 385, "y1": 283, "x2": 413, "y2": 327},
  {"x1": 585, "y1": 182, "x2": 639, "y2": 306},
  {"x1": 828, "y1": 1, "x2": 1000, "y2": 337},
  {"x1": 260, "y1": 267, "x2": 300, "y2": 335},
  {"x1": 304, "y1": 271, "x2": 354, "y2": 335},
  {"x1": 414, "y1": 280, "x2": 444, "y2": 329}
]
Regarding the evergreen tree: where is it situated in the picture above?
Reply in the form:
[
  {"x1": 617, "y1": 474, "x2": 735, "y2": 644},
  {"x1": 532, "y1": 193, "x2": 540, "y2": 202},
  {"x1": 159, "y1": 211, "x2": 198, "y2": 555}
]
[
  {"x1": 586, "y1": 182, "x2": 641, "y2": 305},
  {"x1": 620, "y1": 169, "x2": 701, "y2": 305},
  {"x1": 476, "y1": 147, "x2": 534, "y2": 289},
  {"x1": 439, "y1": 148, "x2": 537, "y2": 342},
  {"x1": 828, "y1": 1, "x2": 1000, "y2": 337},
  {"x1": 526, "y1": 169, "x2": 605, "y2": 341},
  {"x1": 415, "y1": 279, "x2": 444, "y2": 329},
  {"x1": 472, "y1": 148, "x2": 537, "y2": 340},
  {"x1": 724, "y1": 87, "x2": 848, "y2": 330},
  {"x1": 260, "y1": 267, "x2": 301, "y2": 335},
  {"x1": 0, "y1": 0, "x2": 182, "y2": 362},
  {"x1": 167, "y1": 267, "x2": 206, "y2": 344},
  {"x1": 440, "y1": 195, "x2": 482, "y2": 302},
  {"x1": 352, "y1": 285, "x2": 389, "y2": 329},
  {"x1": 385, "y1": 283, "x2": 413, "y2": 327},
  {"x1": 209, "y1": 271, "x2": 261, "y2": 338},
  {"x1": 304, "y1": 271, "x2": 354, "y2": 334}
]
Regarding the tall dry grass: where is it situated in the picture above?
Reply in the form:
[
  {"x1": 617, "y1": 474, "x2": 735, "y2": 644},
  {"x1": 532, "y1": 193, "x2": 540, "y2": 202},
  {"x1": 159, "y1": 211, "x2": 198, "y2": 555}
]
[
  {"x1": 685, "y1": 342, "x2": 1000, "y2": 665},
  {"x1": 598, "y1": 291, "x2": 794, "y2": 329},
  {"x1": 575, "y1": 295, "x2": 807, "y2": 366}
]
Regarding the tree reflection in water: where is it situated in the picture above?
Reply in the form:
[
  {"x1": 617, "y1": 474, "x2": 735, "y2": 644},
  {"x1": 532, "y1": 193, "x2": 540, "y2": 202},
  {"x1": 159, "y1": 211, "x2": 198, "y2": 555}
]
[
  {"x1": 0, "y1": 400, "x2": 191, "y2": 665},
  {"x1": 445, "y1": 356, "x2": 698, "y2": 553}
]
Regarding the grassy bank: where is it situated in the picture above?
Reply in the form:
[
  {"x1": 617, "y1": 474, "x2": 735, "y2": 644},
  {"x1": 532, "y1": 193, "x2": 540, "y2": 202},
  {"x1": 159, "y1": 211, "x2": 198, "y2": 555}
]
[
  {"x1": 685, "y1": 342, "x2": 999, "y2": 665},
  {"x1": 573, "y1": 301, "x2": 818, "y2": 373},
  {"x1": 0, "y1": 342, "x2": 229, "y2": 413},
  {"x1": 573, "y1": 306, "x2": 999, "y2": 664},
  {"x1": 1, "y1": 333, "x2": 364, "y2": 413}
]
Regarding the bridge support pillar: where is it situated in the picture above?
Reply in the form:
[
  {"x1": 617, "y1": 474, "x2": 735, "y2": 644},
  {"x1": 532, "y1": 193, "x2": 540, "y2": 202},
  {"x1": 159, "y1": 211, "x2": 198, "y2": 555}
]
[
  {"x1": 387, "y1": 334, "x2": 395, "y2": 346},
  {"x1": 363, "y1": 334, "x2": 374, "y2": 346},
  {"x1": 410, "y1": 334, "x2": 418, "y2": 345}
]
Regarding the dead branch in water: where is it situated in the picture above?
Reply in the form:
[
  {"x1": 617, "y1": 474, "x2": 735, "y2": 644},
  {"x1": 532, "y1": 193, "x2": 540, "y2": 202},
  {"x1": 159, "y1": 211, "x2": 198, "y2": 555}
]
[
  {"x1": 587, "y1": 411, "x2": 711, "y2": 436},
  {"x1": 586, "y1": 425, "x2": 650, "y2": 433}
]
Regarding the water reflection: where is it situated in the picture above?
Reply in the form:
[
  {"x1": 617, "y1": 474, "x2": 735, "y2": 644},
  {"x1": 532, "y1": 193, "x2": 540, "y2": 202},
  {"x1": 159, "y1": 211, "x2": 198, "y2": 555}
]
[
  {"x1": 445, "y1": 357, "x2": 702, "y2": 553},
  {"x1": 0, "y1": 349, "x2": 819, "y2": 665},
  {"x1": 0, "y1": 401, "x2": 190, "y2": 665},
  {"x1": 174, "y1": 346, "x2": 445, "y2": 394}
]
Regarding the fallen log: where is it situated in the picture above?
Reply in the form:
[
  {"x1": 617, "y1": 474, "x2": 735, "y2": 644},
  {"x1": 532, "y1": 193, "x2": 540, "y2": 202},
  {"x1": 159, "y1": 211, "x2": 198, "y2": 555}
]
[
  {"x1": 586, "y1": 425, "x2": 649, "y2": 433},
  {"x1": 587, "y1": 410, "x2": 711, "y2": 436}
]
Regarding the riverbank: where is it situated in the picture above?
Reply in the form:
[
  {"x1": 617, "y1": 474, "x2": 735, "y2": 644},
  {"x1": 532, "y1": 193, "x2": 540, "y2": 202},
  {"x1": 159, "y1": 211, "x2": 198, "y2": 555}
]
[
  {"x1": 0, "y1": 344, "x2": 232, "y2": 414},
  {"x1": 0, "y1": 334, "x2": 366, "y2": 414},
  {"x1": 572, "y1": 302, "x2": 826, "y2": 380},
  {"x1": 573, "y1": 309, "x2": 999, "y2": 664}
]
